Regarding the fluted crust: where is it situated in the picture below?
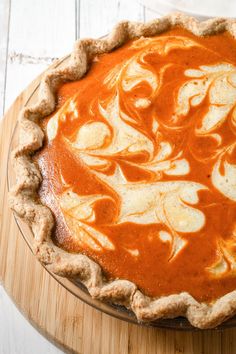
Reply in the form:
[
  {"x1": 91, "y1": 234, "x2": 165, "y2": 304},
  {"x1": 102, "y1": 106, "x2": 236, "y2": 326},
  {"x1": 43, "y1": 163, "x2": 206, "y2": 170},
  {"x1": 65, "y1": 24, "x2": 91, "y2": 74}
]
[{"x1": 9, "y1": 13, "x2": 236, "y2": 329}]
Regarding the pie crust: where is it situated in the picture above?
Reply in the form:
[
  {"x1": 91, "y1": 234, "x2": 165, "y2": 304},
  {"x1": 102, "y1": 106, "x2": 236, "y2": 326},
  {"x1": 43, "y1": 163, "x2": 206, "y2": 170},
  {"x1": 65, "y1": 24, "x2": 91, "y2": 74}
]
[{"x1": 9, "y1": 13, "x2": 236, "y2": 329}]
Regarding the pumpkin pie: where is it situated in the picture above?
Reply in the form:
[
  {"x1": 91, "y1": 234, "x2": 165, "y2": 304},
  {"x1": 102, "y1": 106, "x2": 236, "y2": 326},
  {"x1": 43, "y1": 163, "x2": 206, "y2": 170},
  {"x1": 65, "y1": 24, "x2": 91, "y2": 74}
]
[{"x1": 10, "y1": 13, "x2": 236, "y2": 328}]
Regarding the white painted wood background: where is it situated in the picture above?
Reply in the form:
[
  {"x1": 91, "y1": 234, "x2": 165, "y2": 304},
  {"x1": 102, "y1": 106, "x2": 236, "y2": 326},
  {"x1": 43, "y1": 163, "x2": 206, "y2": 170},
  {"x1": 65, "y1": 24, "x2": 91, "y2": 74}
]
[{"x1": 1, "y1": 1, "x2": 233, "y2": 353}]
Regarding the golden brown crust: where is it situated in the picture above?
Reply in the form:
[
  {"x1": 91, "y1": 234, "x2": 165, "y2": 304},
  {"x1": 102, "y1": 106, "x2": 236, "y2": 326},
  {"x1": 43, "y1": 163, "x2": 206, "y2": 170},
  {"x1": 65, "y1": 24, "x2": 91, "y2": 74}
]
[{"x1": 9, "y1": 13, "x2": 236, "y2": 329}]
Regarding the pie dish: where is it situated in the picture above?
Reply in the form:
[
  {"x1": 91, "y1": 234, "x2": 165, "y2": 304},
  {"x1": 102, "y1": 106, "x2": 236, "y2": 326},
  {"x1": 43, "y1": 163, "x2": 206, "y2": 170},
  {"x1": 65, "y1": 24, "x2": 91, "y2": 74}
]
[{"x1": 10, "y1": 13, "x2": 236, "y2": 329}]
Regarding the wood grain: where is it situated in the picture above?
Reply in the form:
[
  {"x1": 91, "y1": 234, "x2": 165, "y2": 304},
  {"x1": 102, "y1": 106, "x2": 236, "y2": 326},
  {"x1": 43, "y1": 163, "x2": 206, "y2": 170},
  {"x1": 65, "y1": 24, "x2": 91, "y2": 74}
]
[{"x1": 1, "y1": 57, "x2": 236, "y2": 354}]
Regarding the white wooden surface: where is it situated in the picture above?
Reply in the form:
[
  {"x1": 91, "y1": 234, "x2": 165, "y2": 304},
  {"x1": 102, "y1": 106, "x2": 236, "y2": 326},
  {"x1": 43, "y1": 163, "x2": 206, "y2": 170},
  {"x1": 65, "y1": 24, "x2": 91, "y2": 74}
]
[{"x1": 1, "y1": 1, "x2": 230, "y2": 353}]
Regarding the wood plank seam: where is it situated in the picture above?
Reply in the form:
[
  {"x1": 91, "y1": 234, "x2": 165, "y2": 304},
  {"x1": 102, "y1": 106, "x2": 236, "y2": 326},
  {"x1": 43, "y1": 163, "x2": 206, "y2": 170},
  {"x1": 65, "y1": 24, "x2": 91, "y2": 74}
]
[
  {"x1": 142, "y1": 4, "x2": 146, "y2": 22},
  {"x1": 2, "y1": 0, "x2": 11, "y2": 114},
  {"x1": 76, "y1": 0, "x2": 80, "y2": 40}
]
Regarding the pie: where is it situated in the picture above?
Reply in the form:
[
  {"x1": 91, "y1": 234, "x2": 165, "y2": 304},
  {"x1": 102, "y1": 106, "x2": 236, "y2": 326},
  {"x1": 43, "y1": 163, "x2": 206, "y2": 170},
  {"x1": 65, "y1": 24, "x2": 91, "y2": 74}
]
[{"x1": 10, "y1": 13, "x2": 236, "y2": 329}]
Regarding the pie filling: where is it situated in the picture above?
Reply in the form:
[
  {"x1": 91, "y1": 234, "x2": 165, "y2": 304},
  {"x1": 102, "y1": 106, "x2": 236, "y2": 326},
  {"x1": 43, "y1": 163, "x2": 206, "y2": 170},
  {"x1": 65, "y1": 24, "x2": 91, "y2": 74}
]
[{"x1": 37, "y1": 27, "x2": 236, "y2": 302}]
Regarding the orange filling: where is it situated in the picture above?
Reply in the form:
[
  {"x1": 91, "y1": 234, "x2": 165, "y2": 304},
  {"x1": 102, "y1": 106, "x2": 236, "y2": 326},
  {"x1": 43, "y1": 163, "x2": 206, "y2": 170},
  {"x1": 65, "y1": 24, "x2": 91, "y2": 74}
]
[{"x1": 37, "y1": 27, "x2": 236, "y2": 302}]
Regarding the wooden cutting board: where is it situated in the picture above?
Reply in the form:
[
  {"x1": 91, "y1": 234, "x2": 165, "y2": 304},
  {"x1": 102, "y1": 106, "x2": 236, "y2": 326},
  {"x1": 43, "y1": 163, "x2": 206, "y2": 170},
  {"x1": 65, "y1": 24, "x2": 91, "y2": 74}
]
[{"x1": 1, "y1": 59, "x2": 236, "y2": 354}]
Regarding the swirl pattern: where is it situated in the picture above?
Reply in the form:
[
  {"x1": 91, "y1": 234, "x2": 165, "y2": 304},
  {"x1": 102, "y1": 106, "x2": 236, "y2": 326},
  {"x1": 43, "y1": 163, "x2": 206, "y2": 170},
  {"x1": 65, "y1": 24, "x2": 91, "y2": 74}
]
[{"x1": 38, "y1": 27, "x2": 236, "y2": 302}]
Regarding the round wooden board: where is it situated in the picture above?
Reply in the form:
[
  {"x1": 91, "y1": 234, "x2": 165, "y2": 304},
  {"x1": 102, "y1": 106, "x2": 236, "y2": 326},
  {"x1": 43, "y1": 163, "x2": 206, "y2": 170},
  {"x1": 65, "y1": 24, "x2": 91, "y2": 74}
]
[{"x1": 1, "y1": 59, "x2": 236, "y2": 354}]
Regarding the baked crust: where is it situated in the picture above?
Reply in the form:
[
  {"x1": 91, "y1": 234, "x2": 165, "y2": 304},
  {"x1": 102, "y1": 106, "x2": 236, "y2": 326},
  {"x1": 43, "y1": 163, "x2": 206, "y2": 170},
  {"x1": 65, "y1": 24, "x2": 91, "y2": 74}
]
[{"x1": 9, "y1": 13, "x2": 236, "y2": 329}]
